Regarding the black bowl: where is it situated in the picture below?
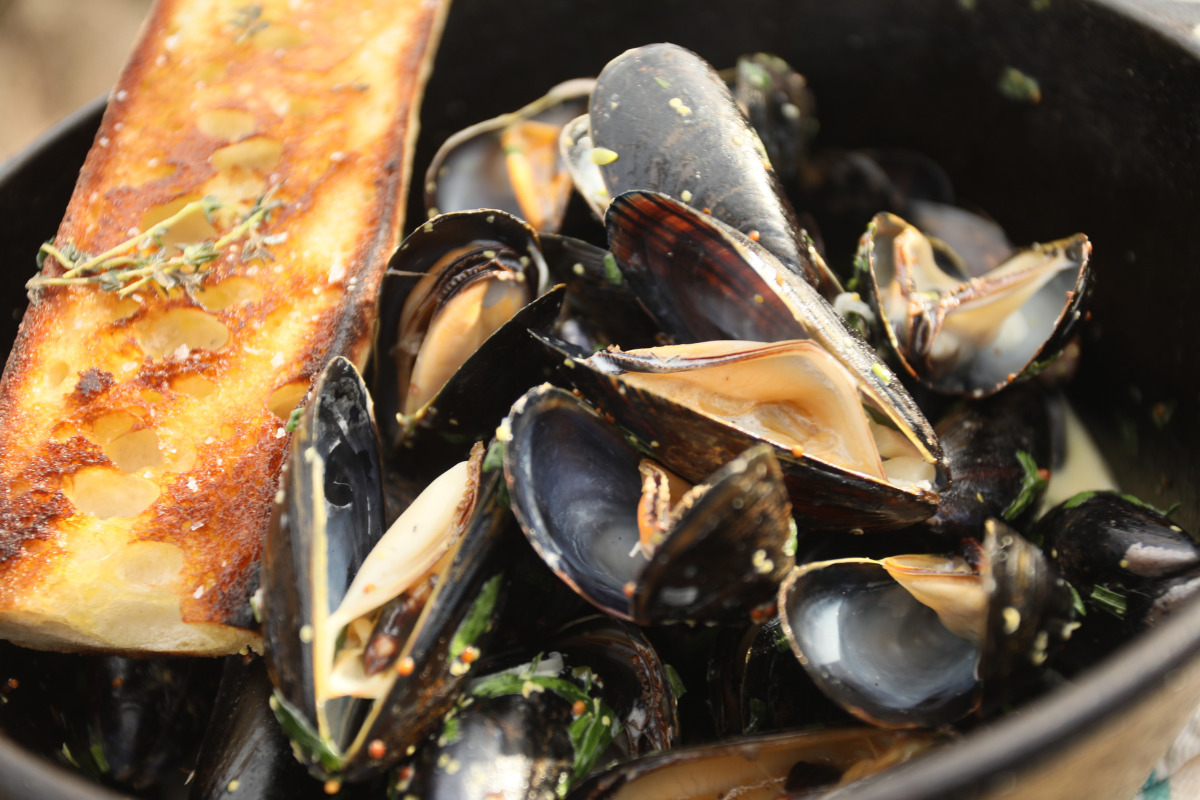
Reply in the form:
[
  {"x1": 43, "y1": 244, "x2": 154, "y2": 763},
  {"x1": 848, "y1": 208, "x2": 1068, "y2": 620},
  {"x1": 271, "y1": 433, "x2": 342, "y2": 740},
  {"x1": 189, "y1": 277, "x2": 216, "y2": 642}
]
[{"x1": 3, "y1": 1, "x2": 1200, "y2": 798}]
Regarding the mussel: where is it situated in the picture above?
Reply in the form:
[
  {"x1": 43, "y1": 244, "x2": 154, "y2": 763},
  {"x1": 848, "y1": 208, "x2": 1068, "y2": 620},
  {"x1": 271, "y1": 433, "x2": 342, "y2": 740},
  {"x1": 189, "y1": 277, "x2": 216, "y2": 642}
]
[
  {"x1": 854, "y1": 212, "x2": 1093, "y2": 397},
  {"x1": 423, "y1": 78, "x2": 594, "y2": 232},
  {"x1": 260, "y1": 357, "x2": 517, "y2": 782},
  {"x1": 561, "y1": 42, "x2": 841, "y2": 297},
  {"x1": 539, "y1": 335, "x2": 940, "y2": 531},
  {"x1": 777, "y1": 520, "x2": 1076, "y2": 727},
  {"x1": 374, "y1": 209, "x2": 564, "y2": 478},
  {"x1": 502, "y1": 384, "x2": 795, "y2": 624}
]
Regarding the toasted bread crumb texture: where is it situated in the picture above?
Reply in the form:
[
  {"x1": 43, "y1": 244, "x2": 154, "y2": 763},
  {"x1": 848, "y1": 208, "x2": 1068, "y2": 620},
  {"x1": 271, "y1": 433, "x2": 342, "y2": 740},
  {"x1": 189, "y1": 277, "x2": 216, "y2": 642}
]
[{"x1": 0, "y1": 0, "x2": 448, "y2": 654}]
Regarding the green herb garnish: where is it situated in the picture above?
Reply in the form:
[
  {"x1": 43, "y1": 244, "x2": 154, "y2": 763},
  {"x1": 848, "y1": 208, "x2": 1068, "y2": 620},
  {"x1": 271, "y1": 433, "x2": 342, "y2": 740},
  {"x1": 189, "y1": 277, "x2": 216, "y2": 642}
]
[
  {"x1": 29, "y1": 194, "x2": 280, "y2": 300},
  {"x1": 1090, "y1": 584, "x2": 1128, "y2": 620},
  {"x1": 269, "y1": 690, "x2": 343, "y2": 774},
  {"x1": 448, "y1": 573, "x2": 503, "y2": 661},
  {"x1": 1002, "y1": 450, "x2": 1048, "y2": 522}
]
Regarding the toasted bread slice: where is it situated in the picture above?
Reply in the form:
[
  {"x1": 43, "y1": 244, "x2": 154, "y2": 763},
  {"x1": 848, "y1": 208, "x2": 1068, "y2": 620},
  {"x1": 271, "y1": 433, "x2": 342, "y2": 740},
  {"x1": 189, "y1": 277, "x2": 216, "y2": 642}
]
[{"x1": 0, "y1": 0, "x2": 448, "y2": 654}]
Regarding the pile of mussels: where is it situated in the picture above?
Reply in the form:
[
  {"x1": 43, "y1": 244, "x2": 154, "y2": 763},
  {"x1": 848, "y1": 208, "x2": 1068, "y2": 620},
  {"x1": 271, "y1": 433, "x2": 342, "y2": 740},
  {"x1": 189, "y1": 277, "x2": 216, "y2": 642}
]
[{"x1": 7, "y1": 42, "x2": 1200, "y2": 800}]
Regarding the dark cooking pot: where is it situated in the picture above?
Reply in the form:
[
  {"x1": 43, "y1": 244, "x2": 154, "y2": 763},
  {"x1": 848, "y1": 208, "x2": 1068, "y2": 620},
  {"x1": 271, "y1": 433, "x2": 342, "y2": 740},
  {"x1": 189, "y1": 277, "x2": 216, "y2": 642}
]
[{"x1": 3, "y1": 0, "x2": 1200, "y2": 798}]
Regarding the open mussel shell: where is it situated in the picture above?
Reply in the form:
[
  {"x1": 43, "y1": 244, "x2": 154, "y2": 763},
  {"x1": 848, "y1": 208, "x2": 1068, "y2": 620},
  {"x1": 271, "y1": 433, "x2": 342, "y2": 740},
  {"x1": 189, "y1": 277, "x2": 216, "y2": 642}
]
[
  {"x1": 374, "y1": 208, "x2": 562, "y2": 477},
  {"x1": 333, "y1": 465, "x2": 519, "y2": 783},
  {"x1": 604, "y1": 189, "x2": 945, "y2": 488},
  {"x1": 261, "y1": 356, "x2": 387, "y2": 764},
  {"x1": 779, "y1": 556, "x2": 982, "y2": 728},
  {"x1": 778, "y1": 521, "x2": 1074, "y2": 728},
  {"x1": 854, "y1": 212, "x2": 1093, "y2": 398},
  {"x1": 424, "y1": 78, "x2": 594, "y2": 232},
  {"x1": 539, "y1": 335, "x2": 939, "y2": 531},
  {"x1": 502, "y1": 384, "x2": 795, "y2": 624},
  {"x1": 261, "y1": 357, "x2": 519, "y2": 782},
  {"x1": 565, "y1": 42, "x2": 840, "y2": 297},
  {"x1": 568, "y1": 727, "x2": 947, "y2": 800}
]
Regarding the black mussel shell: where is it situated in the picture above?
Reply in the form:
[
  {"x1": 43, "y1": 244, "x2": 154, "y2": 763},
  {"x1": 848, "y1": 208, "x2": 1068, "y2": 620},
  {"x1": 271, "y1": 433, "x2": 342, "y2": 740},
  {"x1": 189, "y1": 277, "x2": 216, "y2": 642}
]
[
  {"x1": 707, "y1": 620, "x2": 856, "y2": 738},
  {"x1": 1036, "y1": 492, "x2": 1200, "y2": 597},
  {"x1": 1035, "y1": 492, "x2": 1200, "y2": 636},
  {"x1": 778, "y1": 557, "x2": 982, "y2": 728},
  {"x1": 924, "y1": 384, "x2": 1054, "y2": 540},
  {"x1": 374, "y1": 209, "x2": 551, "y2": 460},
  {"x1": 261, "y1": 356, "x2": 386, "y2": 762},
  {"x1": 731, "y1": 53, "x2": 818, "y2": 186},
  {"x1": 546, "y1": 616, "x2": 679, "y2": 759},
  {"x1": 424, "y1": 78, "x2": 593, "y2": 232},
  {"x1": 568, "y1": 727, "x2": 945, "y2": 800},
  {"x1": 540, "y1": 334, "x2": 939, "y2": 531},
  {"x1": 854, "y1": 212, "x2": 1093, "y2": 398},
  {"x1": 576, "y1": 42, "x2": 840, "y2": 297},
  {"x1": 397, "y1": 674, "x2": 577, "y2": 800},
  {"x1": 794, "y1": 148, "x2": 957, "y2": 276},
  {"x1": 977, "y1": 519, "x2": 1077, "y2": 700},
  {"x1": 540, "y1": 232, "x2": 661, "y2": 350},
  {"x1": 778, "y1": 522, "x2": 1074, "y2": 727},
  {"x1": 502, "y1": 384, "x2": 795, "y2": 624},
  {"x1": 190, "y1": 656, "x2": 379, "y2": 800},
  {"x1": 604, "y1": 190, "x2": 944, "y2": 485},
  {"x1": 398, "y1": 618, "x2": 671, "y2": 800}
]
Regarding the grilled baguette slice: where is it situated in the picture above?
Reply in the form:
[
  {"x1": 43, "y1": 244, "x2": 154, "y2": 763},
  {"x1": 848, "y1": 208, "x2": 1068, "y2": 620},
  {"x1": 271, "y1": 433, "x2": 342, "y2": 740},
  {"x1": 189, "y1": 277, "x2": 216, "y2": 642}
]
[{"x1": 0, "y1": 0, "x2": 448, "y2": 654}]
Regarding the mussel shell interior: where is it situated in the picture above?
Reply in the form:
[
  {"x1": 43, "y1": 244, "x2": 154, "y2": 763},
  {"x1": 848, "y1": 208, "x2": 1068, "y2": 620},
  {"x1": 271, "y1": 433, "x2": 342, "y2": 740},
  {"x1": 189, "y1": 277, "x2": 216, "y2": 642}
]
[
  {"x1": 779, "y1": 559, "x2": 980, "y2": 728},
  {"x1": 504, "y1": 386, "x2": 646, "y2": 620}
]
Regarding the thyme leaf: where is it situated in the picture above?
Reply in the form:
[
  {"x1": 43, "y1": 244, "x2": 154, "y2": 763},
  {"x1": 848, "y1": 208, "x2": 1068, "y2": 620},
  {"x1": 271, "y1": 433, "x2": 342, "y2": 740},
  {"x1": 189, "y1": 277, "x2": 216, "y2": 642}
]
[{"x1": 28, "y1": 193, "x2": 281, "y2": 301}]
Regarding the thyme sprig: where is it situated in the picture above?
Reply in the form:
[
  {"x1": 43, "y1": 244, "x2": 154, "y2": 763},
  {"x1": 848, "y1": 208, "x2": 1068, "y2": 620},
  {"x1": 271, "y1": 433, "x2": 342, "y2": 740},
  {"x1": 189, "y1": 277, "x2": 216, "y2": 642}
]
[{"x1": 28, "y1": 194, "x2": 281, "y2": 300}]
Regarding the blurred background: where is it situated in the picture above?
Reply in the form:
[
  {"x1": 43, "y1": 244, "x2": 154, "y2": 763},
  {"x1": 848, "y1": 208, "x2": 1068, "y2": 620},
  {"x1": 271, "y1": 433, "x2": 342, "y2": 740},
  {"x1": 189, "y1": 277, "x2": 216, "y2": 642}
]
[{"x1": 0, "y1": 0, "x2": 152, "y2": 162}]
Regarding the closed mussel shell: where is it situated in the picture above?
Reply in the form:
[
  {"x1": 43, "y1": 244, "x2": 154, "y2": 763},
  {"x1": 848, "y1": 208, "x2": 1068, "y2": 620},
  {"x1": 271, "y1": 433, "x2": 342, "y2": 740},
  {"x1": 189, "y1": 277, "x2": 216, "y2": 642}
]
[
  {"x1": 707, "y1": 619, "x2": 856, "y2": 738},
  {"x1": 501, "y1": 384, "x2": 794, "y2": 624},
  {"x1": 1036, "y1": 492, "x2": 1200, "y2": 596},
  {"x1": 399, "y1": 615, "x2": 675, "y2": 800},
  {"x1": 189, "y1": 656, "x2": 378, "y2": 800},
  {"x1": 924, "y1": 384, "x2": 1054, "y2": 541},
  {"x1": 730, "y1": 53, "x2": 818, "y2": 186},
  {"x1": 1034, "y1": 492, "x2": 1200, "y2": 636},
  {"x1": 570, "y1": 42, "x2": 838, "y2": 296}
]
